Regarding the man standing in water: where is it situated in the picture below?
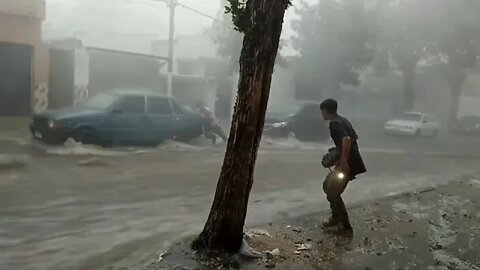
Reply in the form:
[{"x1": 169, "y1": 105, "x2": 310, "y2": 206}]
[
  {"x1": 196, "y1": 102, "x2": 228, "y2": 145},
  {"x1": 320, "y1": 98, "x2": 366, "y2": 234}
]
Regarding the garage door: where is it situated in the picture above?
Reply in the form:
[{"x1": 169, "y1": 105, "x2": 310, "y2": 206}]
[{"x1": 0, "y1": 42, "x2": 33, "y2": 116}]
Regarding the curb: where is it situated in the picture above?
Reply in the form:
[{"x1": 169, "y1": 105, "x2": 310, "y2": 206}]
[{"x1": 259, "y1": 146, "x2": 480, "y2": 160}]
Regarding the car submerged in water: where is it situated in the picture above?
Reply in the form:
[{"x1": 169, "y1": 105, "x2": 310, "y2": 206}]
[{"x1": 30, "y1": 90, "x2": 206, "y2": 146}]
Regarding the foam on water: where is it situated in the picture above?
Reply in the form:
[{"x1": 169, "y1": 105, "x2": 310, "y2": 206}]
[
  {"x1": 43, "y1": 139, "x2": 129, "y2": 156},
  {"x1": 41, "y1": 139, "x2": 215, "y2": 156},
  {"x1": 261, "y1": 136, "x2": 329, "y2": 151}
]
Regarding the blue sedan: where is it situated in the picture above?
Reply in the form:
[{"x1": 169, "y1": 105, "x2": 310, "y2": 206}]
[{"x1": 30, "y1": 91, "x2": 206, "y2": 146}]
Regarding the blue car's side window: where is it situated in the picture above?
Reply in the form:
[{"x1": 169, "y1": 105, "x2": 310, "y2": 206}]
[
  {"x1": 147, "y1": 97, "x2": 173, "y2": 115},
  {"x1": 115, "y1": 96, "x2": 145, "y2": 114},
  {"x1": 170, "y1": 101, "x2": 184, "y2": 115}
]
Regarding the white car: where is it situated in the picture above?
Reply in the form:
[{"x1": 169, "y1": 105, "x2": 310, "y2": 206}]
[{"x1": 384, "y1": 112, "x2": 440, "y2": 137}]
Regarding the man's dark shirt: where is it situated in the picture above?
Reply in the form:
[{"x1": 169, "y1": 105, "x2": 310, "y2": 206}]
[{"x1": 329, "y1": 115, "x2": 367, "y2": 178}]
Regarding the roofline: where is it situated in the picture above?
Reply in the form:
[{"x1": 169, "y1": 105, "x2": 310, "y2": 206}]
[
  {"x1": 86, "y1": 46, "x2": 169, "y2": 61},
  {"x1": 108, "y1": 89, "x2": 168, "y2": 97}
]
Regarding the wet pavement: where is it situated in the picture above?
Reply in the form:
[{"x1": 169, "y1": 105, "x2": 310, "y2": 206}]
[
  {"x1": 154, "y1": 177, "x2": 479, "y2": 270},
  {"x1": 310, "y1": 177, "x2": 480, "y2": 270},
  {"x1": 0, "y1": 125, "x2": 480, "y2": 270}
]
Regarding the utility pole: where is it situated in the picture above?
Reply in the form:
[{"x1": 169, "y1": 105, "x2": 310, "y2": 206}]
[{"x1": 167, "y1": 0, "x2": 176, "y2": 97}]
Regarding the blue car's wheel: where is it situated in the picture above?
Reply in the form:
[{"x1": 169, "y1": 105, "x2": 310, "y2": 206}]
[{"x1": 73, "y1": 127, "x2": 98, "y2": 145}]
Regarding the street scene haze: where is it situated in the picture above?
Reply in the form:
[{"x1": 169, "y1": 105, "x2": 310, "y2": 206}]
[{"x1": 1, "y1": 0, "x2": 480, "y2": 269}]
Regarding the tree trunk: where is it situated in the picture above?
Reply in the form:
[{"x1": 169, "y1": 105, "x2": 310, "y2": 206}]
[
  {"x1": 193, "y1": 0, "x2": 290, "y2": 253},
  {"x1": 447, "y1": 72, "x2": 467, "y2": 128},
  {"x1": 448, "y1": 87, "x2": 462, "y2": 128},
  {"x1": 402, "y1": 67, "x2": 415, "y2": 111}
]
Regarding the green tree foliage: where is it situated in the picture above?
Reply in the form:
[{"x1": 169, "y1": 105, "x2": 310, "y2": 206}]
[
  {"x1": 212, "y1": 0, "x2": 290, "y2": 74},
  {"x1": 292, "y1": 0, "x2": 374, "y2": 99}
]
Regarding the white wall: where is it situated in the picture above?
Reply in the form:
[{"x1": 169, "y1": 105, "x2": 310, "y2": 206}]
[
  {"x1": 459, "y1": 96, "x2": 480, "y2": 117},
  {"x1": 152, "y1": 34, "x2": 220, "y2": 75},
  {"x1": 268, "y1": 65, "x2": 296, "y2": 106}
]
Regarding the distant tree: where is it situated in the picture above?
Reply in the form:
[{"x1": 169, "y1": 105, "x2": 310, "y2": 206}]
[
  {"x1": 193, "y1": 0, "x2": 291, "y2": 253},
  {"x1": 427, "y1": 0, "x2": 480, "y2": 126},
  {"x1": 374, "y1": 0, "x2": 440, "y2": 110},
  {"x1": 291, "y1": 0, "x2": 374, "y2": 99},
  {"x1": 212, "y1": 0, "x2": 288, "y2": 74}
]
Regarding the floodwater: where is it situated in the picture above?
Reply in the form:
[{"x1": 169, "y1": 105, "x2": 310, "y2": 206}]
[{"x1": 0, "y1": 130, "x2": 479, "y2": 270}]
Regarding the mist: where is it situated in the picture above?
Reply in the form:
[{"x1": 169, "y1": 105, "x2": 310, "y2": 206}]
[{"x1": 1, "y1": 0, "x2": 480, "y2": 269}]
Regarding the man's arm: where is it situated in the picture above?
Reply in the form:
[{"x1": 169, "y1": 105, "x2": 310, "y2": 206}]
[
  {"x1": 340, "y1": 136, "x2": 352, "y2": 173},
  {"x1": 330, "y1": 120, "x2": 351, "y2": 174}
]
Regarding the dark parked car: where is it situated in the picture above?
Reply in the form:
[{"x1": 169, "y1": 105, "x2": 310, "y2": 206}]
[
  {"x1": 264, "y1": 103, "x2": 328, "y2": 142},
  {"x1": 453, "y1": 115, "x2": 480, "y2": 135},
  {"x1": 30, "y1": 91, "x2": 206, "y2": 145},
  {"x1": 265, "y1": 104, "x2": 305, "y2": 125}
]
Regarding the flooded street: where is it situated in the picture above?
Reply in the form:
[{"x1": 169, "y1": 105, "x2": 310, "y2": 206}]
[
  {"x1": 0, "y1": 129, "x2": 479, "y2": 270},
  {"x1": 1, "y1": 0, "x2": 479, "y2": 268}
]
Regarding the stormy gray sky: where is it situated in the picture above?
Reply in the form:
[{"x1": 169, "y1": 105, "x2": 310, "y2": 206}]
[{"x1": 43, "y1": 0, "x2": 310, "y2": 55}]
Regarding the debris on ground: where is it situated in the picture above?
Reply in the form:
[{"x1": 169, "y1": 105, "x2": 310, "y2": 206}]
[
  {"x1": 135, "y1": 179, "x2": 480, "y2": 270},
  {"x1": 157, "y1": 251, "x2": 169, "y2": 262},
  {"x1": 263, "y1": 248, "x2": 280, "y2": 257},
  {"x1": 239, "y1": 239, "x2": 263, "y2": 258},
  {"x1": 295, "y1": 243, "x2": 312, "y2": 251},
  {"x1": 245, "y1": 229, "x2": 272, "y2": 238}
]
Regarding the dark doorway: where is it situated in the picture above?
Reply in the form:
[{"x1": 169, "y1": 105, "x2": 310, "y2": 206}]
[{"x1": 0, "y1": 42, "x2": 33, "y2": 116}]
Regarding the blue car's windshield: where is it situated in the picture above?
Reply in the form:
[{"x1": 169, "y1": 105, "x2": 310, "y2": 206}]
[
  {"x1": 397, "y1": 113, "x2": 422, "y2": 122},
  {"x1": 85, "y1": 93, "x2": 119, "y2": 110}
]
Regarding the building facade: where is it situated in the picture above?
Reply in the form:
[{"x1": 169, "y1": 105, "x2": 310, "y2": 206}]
[{"x1": 0, "y1": 0, "x2": 49, "y2": 115}]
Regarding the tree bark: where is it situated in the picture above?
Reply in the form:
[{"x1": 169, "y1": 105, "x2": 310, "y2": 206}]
[{"x1": 193, "y1": 0, "x2": 290, "y2": 253}]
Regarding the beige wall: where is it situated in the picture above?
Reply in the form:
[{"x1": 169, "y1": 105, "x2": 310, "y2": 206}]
[
  {"x1": 0, "y1": 0, "x2": 45, "y2": 20},
  {"x1": 0, "y1": 0, "x2": 48, "y2": 87},
  {"x1": 0, "y1": 12, "x2": 41, "y2": 45}
]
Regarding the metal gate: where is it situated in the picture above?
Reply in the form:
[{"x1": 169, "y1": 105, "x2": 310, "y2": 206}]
[{"x1": 0, "y1": 42, "x2": 33, "y2": 116}]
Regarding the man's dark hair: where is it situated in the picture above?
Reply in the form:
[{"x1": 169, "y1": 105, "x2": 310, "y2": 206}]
[{"x1": 320, "y1": 98, "x2": 338, "y2": 114}]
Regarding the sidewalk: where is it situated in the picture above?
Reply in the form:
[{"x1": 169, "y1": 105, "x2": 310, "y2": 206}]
[{"x1": 137, "y1": 177, "x2": 480, "y2": 270}]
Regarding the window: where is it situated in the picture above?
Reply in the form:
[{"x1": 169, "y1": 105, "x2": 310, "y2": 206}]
[
  {"x1": 298, "y1": 105, "x2": 318, "y2": 116},
  {"x1": 147, "y1": 97, "x2": 173, "y2": 115},
  {"x1": 86, "y1": 93, "x2": 119, "y2": 110},
  {"x1": 116, "y1": 95, "x2": 145, "y2": 114},
  {"x1": 398, "y1": 113, "x2": 422, "y2": 122},
  {"x1": 170, "y1": 101, "x2": 184, "y2": 115}
]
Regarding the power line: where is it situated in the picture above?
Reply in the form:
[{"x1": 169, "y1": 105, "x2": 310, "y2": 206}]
[
  {"x1": 124, "y1": 0, "x2": 218, "y2": 21},
  {"x1": 176, "y1": 2, "x2": 219, "y2": 21}
]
